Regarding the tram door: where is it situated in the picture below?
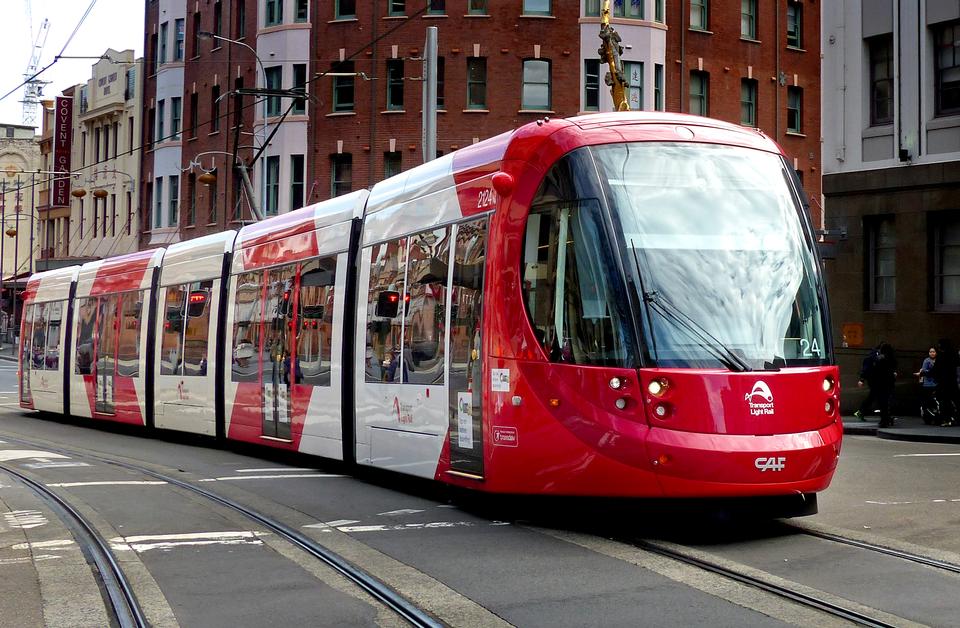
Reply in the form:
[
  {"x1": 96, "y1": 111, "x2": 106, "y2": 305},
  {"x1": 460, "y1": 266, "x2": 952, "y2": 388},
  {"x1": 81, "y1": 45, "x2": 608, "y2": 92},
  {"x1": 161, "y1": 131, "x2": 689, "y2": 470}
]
[
  {"x1": 261, "y1": 266, "x2": 295, "y2": 439},
  {"x1": 94, "y1": 296, "x2": 118, "y2": 415},
  {"x1": 19, "y1": 305, "x2": 35, "y2": 404},
  {"x1": 448, "y1": 218, "x2": 487, "y2": 477}
]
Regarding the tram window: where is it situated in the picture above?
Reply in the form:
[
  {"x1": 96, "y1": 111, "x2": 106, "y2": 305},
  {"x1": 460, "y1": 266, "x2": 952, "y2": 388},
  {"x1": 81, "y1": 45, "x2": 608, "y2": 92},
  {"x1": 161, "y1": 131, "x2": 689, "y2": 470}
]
[
  {"x1": 117, "y1": 292, "x2": 142, "y2": 377},
  {"x1": 262, "y1": 264, "x2": 296, "y2": 387},
  {"x1": 97, "y1": 295, "x2": 118, "y2": 379},
  {"x1": 405, "y1": 228, "x2": 449, "y2": 385},
  {"x1": 232, "y1": 271, "x2": 262, "y2": 383},
  {"x1": 45, "y1": 301, "x2": 63, "y2": 371},
  {"x1": 297, "y1": 257, "x2": 337, "y2": 387},
  {"x1": 75, "y1": 298, "x2": 97, "y2": 375},
  {"x1": 366, "y1": 238, "x2": 408, "y2": 383},
  {"x1": 30, "y1": 303, "x2": 46, "y2": 371},
  {"x1": 161, "y1": 286, "x2": 186, "y2": 375},
  {"x1": 522, "y1": 198, "x2": 634, "y2": 367},
  {"x1": 162, "y1": 281, "x2": 213, "y2": 376},
  {"x1": 21, "y1": 304, "x2": 34, "y2": 369}
]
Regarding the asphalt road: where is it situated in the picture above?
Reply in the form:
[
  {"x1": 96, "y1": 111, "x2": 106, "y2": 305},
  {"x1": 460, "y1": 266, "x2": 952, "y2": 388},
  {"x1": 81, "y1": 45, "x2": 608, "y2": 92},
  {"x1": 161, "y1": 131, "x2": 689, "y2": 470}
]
[{"x1": 3, "y1": 362, "x2": 960, "y2": 627}]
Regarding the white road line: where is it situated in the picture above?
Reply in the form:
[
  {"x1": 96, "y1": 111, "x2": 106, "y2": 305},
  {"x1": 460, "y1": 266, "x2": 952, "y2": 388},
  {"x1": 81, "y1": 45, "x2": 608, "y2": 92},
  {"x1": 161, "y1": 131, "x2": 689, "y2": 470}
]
[
  {"x1": 12, "y1": 540, "x2": 75, "y2": 550},
  {"x1": 334, "y1": 521, "x2": 510, "y2": 533},
  {"x1": 0, "y1": 402, "x2": 26, "y2": 407},
  {"x1": 866, "y1": 498, "x2": 960, "y2": 505},
  {"x1": 0, "y1": 555, "x2": 60, "y2": 565},
  {"x1": 110, "y1": 530, "x2": 268, "y2": 552},
  {"x1": 304, "y1": 519, "x2": 360, "y2": 529},
  {"x1": 893, "y1": 453, "x2": 960, "y2": 457},
  {"x1": 378, "y1": 509, "x2": 425, "y2": 516},
  {"x1": 197, "y1": 473, "x2": 344, "y2": 482},
  {"x1": 234, "y1": 467, "x2": 317, "y2": 473},
  {"x1": 0, "y1": 450, "x2": 68, "y2": 462},
  {"x1": 46, "y1": 481, "x2": 168, "y2": 488}
]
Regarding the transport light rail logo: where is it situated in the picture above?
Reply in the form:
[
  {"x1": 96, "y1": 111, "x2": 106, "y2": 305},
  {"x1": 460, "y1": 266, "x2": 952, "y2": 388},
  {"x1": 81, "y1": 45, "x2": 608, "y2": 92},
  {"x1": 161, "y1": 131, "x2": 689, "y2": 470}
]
[{"x1": 745, "y1": 381, "x2": 775, "y2": 416}]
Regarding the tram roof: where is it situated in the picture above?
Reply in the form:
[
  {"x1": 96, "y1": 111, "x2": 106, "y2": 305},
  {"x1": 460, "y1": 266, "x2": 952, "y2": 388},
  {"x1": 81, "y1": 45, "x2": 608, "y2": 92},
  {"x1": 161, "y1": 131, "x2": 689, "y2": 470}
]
[
  {"x1": 161, "y1": 230, "x2": 237, "y2": 286},
  {"x1": 23, "y1": 265, "x2": 79, "y2": 303},
  {"x1": 235, "y1": 189, "x2": 367, "y2": 251}
]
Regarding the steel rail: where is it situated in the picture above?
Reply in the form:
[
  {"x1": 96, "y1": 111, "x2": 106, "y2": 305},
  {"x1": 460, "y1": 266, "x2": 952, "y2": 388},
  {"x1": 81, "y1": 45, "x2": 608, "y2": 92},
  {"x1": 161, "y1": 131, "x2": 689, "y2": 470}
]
[
  {"x1": 631, "y1": 538, "x2": 898, "y2": 628},
  {"x1": 0, "y1": 463, "x2": 147, "y2": 628},
  {"x1": 0, "y1": 435, "x2": 443, "y2": 628}
]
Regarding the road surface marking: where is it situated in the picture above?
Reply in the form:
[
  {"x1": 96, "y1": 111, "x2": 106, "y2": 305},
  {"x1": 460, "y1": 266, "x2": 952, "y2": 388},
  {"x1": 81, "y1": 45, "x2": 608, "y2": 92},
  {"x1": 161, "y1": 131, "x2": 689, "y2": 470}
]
[
  {"x1": 304, "y1": 519, "x2": 360, "y2": 529},
  {"x1": 4, "y1": 510, "x2": 47, "y2": 529},
  {"x1": 235, "y1": 467, "x2": 317, "y2": 473},
  {"x1": 378, "y1": 509, "x2": 424, "y2": 516},
  {"x1": 0, "y1": 555, "x2": 60, "y2": 565},
  {"x1": 894, "y1": 452, "x2": 960, "y2": 457},
  {"x1": 111, "y1": 530, "x2": 268, "y2": 552},
  {"x1": 0, "y1": 450, "x2": 68, "y2": 462},
  {"x1": 12, "y1": 540, "x2": 75, "y2": 550},
  {"x1": 46, "y1": 481, "x2": 167, "y2": 488},
  {"x1": 198, "y1": 473, "x2": 344, "y2": 482}
]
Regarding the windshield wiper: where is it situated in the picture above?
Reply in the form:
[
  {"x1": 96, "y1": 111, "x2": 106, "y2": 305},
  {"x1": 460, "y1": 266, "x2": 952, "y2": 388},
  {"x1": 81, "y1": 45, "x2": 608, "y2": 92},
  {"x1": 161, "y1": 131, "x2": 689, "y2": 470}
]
[{"x1": 642, "y1": 290, "x2": 752, "y2": 373}]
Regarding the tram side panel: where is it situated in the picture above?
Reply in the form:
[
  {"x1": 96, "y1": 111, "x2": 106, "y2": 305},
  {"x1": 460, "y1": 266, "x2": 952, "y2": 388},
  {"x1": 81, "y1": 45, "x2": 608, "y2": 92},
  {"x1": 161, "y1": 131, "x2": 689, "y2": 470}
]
[{"x1": 224, "y1": 224, "x2": 350, "y2": 460}]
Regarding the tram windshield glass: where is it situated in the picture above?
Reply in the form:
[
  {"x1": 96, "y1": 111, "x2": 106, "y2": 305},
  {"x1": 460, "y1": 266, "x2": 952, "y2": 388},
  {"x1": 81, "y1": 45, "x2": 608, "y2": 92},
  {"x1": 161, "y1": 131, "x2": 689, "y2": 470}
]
[{"x1": 593, "y1": 142, "x2": 828, "y2": 370}]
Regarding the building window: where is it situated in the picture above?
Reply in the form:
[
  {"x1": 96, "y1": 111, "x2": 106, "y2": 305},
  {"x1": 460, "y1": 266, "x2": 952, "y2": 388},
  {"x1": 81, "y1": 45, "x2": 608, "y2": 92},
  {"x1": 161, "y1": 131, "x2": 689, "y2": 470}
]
[
  {"x1": 111, "y1": 194, "x2": 116, "y2": 237},
  {"x1": 211, "y1": 85, "x2": 221, "y2": 132},
  {"x1": 264, "y1": 155, "x2": 280, "y2": 215},
  {"x1": 786, "y1": 1, "x2": 802, "y2": 48},
  {"x1": 691, "y1": 0, "x2": 708, "y2": 31},
  {"x1": 331, "y1": 154, "x2": 352, "y2": 197},
  {"x1": 740, "y1": 78, "x2": 757, "y2": 126},
  {"x1": 787, "y1": 86, "x2": 802, "y2": 133},
  {"x1": 159, "y1": 22, "x2": 168, "y2": 64},
  {"x1": 290, "y1": 154, "x2": 305, "y2": 210},
  {"x1": 147, "y1": 107, "x2": 155, "y2": 148},
  {"x1": 175, "y1": 18, "x2": 185, "y2": 60},
  {"x1": 335, "y1": 0, "x2": 356, "y2": 19},
  {"x1": 150, "y1": 32, "x2": 158, "y2": 73},
  {"x1": 655, "y1": 0, "x2": 664, "y2": 22},
  {"x1": 869, "y1": 35, "x2": 894, "y2": 125},
  {"x1": 189, "y1": 92, "x2": 198, "y2": 138},
  {"x1": 436, "y1": 57, "x2": 445, "y2": 109},
  {"x1": 388, "y1": 0, "x2": 405, "y2": 16},
  {"x1": 126, "y1": 191, "x2": 132, "y2": 235},
  {"x1": 741, "y1": 0, "x2": 756, "y2": 39},
  {"x1": 467, "y1": 57, "x2": 486, "y2": 109},
  {"x1": 187, "y1": 173, "x2": 196, "y2": 226},
  {"x1": 168, "y1": 175, "x2": 179, "y2": 226},
  {"x1": 868, "y1": 217, "x2": 896, "y2": 310},
  {"x1": 386, "y1": 59, "x2": 404, "y2": 110},
  {"x1": 235, "y1": 0, "x2": 246, "y2": 38},
  {"x1": 103, "y1": 126, "x2": 111, "y2": 160},
  {"x1": 295, "y1": 0, "x2": 308, "y2": 22},
  {"x1": 522, "y1": 59, "x2": 551, "y2": 110},
  {"x1": 584, "y1": 59, "x2": 600, "y2": 111},
  {"x1": 191, "y1": 12, "x2": 201, "y2": 57},
  {"x1": 214, "y1": 0, "x2": 223, "y2": 35},
  {"x1": 157, "y1": 99, "x2": 165, "y2": 142},
  {"x1": 94, "y1": 128, "x2": 101, "y2": 163},
  {"x1": 154, "y1": 177, "x2": 163, "y2": 228},
  {"x1": 523, "y1": 0, "x2": 550, "y2": 16},
  {"x1": 292, "y1": 64, "x2": 307, "y2": 114},
  {"x1": 689, "y1": 71, "x2": 708, "y2": 116},
  {"x1": 427, "y1": 0, "x2": 445, "y2": 15},
  {"x1": 266, "y1": 0, "x2": 283, "y2": 25},
  {"x1": 935, "y1": 20, "x2": 960, "y2": 116},
  {"x1": 468, "y1": 0, "x2": 487, "y2": 15},
  {"x1": 624, "y1": 61, "x2": 642, "y2": 110},
  {"x1": 935, "y1": 215, "x2": 960, "y2": 310},
  {"x1": 125, "y1": 68, "x2": 136, "y2": 100},
  {"x1": 209, "y1": 177, "x2": 218, "y2": 224},
  {"x1": 654, "y1": 63, "x2": 664, "y2": 111},
  {"x1": 233, "y1": 76, "x2": 244, "y2": 128},
  {"x1": 586, "y1": 0, "x2": 642, "y2": 18},
  {"x1": 265, "y1": 66, "x2": 282, "y2": 116},
  {"x1": 332, "y1": 61, "x2": 355, "y2": 112},
  {"x1": 384, "y1": 151, "x2": 402, "y2": 179},
  {"x1": 171, "y1": 96, "x2": 182, "y2": 139}
]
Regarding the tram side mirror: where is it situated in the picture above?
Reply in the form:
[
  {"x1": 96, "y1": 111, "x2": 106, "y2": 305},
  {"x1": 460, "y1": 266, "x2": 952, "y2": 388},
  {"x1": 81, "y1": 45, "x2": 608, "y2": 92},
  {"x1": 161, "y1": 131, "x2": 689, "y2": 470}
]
[{"x1": 376, "y1": 291, "x2": 401, "y2": 318}]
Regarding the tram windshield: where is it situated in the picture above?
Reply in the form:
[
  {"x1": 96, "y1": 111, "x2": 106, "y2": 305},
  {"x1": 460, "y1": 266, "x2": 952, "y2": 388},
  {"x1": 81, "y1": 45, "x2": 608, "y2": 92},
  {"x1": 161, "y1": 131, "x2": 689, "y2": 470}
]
[{"x1": 593, "y1": 142, "x2": 828, "y2": 370}]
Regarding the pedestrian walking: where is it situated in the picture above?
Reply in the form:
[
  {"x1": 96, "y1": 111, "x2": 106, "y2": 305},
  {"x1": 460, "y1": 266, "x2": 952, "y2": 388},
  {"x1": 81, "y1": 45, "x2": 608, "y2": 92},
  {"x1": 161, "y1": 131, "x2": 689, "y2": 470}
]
[
  {"x1": 855, "y1": 342, "x2": 898, "y2": 428},
  {"x1": 914, "y1": 345, "x2": 939, "y2": 424},
  {"x1": 932, "y1": 338, "x2": 959, "y2": 426}
]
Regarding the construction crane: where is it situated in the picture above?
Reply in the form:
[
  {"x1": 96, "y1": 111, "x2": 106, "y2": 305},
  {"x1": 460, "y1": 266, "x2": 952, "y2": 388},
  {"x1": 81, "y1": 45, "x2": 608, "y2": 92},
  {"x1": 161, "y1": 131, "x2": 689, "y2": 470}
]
[
  {"x1": 21, "y1": 11, "x2": 51, "y2": 127},
  {"x1": 597, "y1": 0, "x2": 630, "y2": 111}
]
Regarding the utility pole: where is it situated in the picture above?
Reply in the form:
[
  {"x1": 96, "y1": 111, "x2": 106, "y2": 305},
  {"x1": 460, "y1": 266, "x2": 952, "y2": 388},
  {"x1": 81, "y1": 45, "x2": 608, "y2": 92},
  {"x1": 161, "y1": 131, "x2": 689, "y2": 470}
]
[
  {"x1": 0, "y1": 180, "x2": 5, "y2": 346},
  {"x1": 422, "y1": 26, "x2": 438, "y2": 163}
]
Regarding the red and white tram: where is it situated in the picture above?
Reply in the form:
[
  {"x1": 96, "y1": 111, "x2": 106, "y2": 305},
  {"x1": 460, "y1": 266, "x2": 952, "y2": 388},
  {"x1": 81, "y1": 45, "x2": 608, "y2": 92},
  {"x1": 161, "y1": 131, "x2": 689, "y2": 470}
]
[{"x1": 19, "y1": 113, "x2": 841, "y2": 512}]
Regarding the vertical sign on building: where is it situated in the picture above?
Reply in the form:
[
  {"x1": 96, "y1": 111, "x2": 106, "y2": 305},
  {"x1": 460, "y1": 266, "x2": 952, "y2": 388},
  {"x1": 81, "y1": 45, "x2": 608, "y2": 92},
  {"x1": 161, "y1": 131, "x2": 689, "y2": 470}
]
[{"x1": 52, "y1": 96, "x2": 73, "y2": 207}]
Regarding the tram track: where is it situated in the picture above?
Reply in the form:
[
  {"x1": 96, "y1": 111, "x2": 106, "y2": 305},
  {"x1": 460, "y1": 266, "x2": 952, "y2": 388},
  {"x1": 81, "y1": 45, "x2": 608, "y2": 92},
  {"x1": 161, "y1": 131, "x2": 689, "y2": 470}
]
[
  {"x1": 0, "y1": 462, "x2": 148, "y2": 628},
  {"x1": 0, "y1": 433, "x2": 443, "y2": 628}
]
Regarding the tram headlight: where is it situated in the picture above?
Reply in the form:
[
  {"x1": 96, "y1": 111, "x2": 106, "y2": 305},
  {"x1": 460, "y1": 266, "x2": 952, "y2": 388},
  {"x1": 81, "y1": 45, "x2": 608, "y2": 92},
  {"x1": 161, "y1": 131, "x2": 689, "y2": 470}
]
[
  {"x1": 647, "y1": 378, "x2": 669, "y2": 397},
  {"x1": 609, "y1": 377, "x2": 623, "y2": 390},
  {"x1": 822, "y1": 376, "x2": 835, "y2": 394}
]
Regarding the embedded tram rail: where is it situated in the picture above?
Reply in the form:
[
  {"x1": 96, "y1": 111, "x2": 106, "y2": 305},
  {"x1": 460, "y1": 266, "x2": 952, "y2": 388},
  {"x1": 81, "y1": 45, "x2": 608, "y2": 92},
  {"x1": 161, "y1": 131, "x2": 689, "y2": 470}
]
[
  {"x1": 0, "y1": 462, "x2": 148, "y2": 628},
  {"x1": 0, "y1": 433, "x2": 443, "y2": 628}
]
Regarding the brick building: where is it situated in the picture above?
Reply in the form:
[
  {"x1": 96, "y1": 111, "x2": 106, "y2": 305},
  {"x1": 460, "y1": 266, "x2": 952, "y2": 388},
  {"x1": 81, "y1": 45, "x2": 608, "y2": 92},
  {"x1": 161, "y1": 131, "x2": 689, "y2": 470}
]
[{"x1": 140, "y1": 0, "x2": 822, "y2": 242}]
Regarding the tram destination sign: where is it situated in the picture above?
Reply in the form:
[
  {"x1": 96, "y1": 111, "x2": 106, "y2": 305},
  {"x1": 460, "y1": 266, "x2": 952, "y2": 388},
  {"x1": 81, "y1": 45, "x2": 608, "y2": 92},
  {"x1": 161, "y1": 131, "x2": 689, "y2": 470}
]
[{"x1": 52, "y1": 96, "x2": 73, "y2": 207}]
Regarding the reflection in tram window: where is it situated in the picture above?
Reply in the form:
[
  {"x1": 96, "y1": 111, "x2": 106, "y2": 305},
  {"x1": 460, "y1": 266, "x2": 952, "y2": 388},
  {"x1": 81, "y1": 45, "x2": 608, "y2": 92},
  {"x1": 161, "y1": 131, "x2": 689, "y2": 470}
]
[
  {"x1": 30, "y1": 303, "x2": 46, "y2": 370},
  {"x1": 116, "y1": 293, "x2": 142, "y2": 377},
  {"x1": 231, "y1": 271, "x2": 262, "y2": 383},
  {"x1": 97, "y1": 295, "x2": 118, "y2": 379},
  {"x1": 405, "y1": 228, "x2": 449, "y2": 385},
  {"x1": 162, "y1": 281, "x2": 214, "y2": 376},
  {"x1": 263, "y1": 264, "x2": 296, "y2": 388},
  {"x1": 44, "y1": 301, "x2": 63, "y2": 371},
  {"x1": 21, "y1": 304, "x2": 34, "y2": 369},
  {"x1": 75, "y1": 298, "x2": 97, "y2": 375},
  {"x1": 298, "y1": 257, "x2": 337, "y2": 387},
  {"x1": 366, "y1": 238, "x2": 407, "y2": 383}
]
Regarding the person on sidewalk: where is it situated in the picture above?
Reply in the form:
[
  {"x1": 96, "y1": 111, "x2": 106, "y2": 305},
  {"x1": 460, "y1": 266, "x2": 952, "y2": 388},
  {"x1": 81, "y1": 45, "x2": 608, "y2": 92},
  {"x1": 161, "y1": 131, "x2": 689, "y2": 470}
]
[
  {"x1": 915, "y1": 346, "x2": 939, "y2": 424},
  {"x1": 855, "y1": 342, "x2": 898, "y2": 428},
  {"x1": 932, "y1": 338, "x2": 959, "y2": 426}
]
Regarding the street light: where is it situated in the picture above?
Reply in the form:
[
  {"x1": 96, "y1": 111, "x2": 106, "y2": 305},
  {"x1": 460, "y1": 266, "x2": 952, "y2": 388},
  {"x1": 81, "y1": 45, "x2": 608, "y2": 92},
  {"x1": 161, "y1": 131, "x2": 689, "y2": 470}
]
[{"x1": 197, "y1": 31, "x2": 266, "y2": 88}]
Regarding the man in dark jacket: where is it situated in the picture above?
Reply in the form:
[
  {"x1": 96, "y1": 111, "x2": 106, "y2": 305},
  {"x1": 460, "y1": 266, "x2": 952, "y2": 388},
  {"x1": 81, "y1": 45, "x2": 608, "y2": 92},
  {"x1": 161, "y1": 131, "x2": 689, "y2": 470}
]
[{"x1": 855, "y1": 342, "x2": 898, "y2": 428}]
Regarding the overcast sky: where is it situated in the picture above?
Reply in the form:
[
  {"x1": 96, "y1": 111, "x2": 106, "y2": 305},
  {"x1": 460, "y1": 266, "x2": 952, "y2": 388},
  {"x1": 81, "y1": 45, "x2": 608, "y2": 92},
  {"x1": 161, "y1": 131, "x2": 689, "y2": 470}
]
[{"x1": 0, "y1": 0, "x2": 145, "y2": 129}]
